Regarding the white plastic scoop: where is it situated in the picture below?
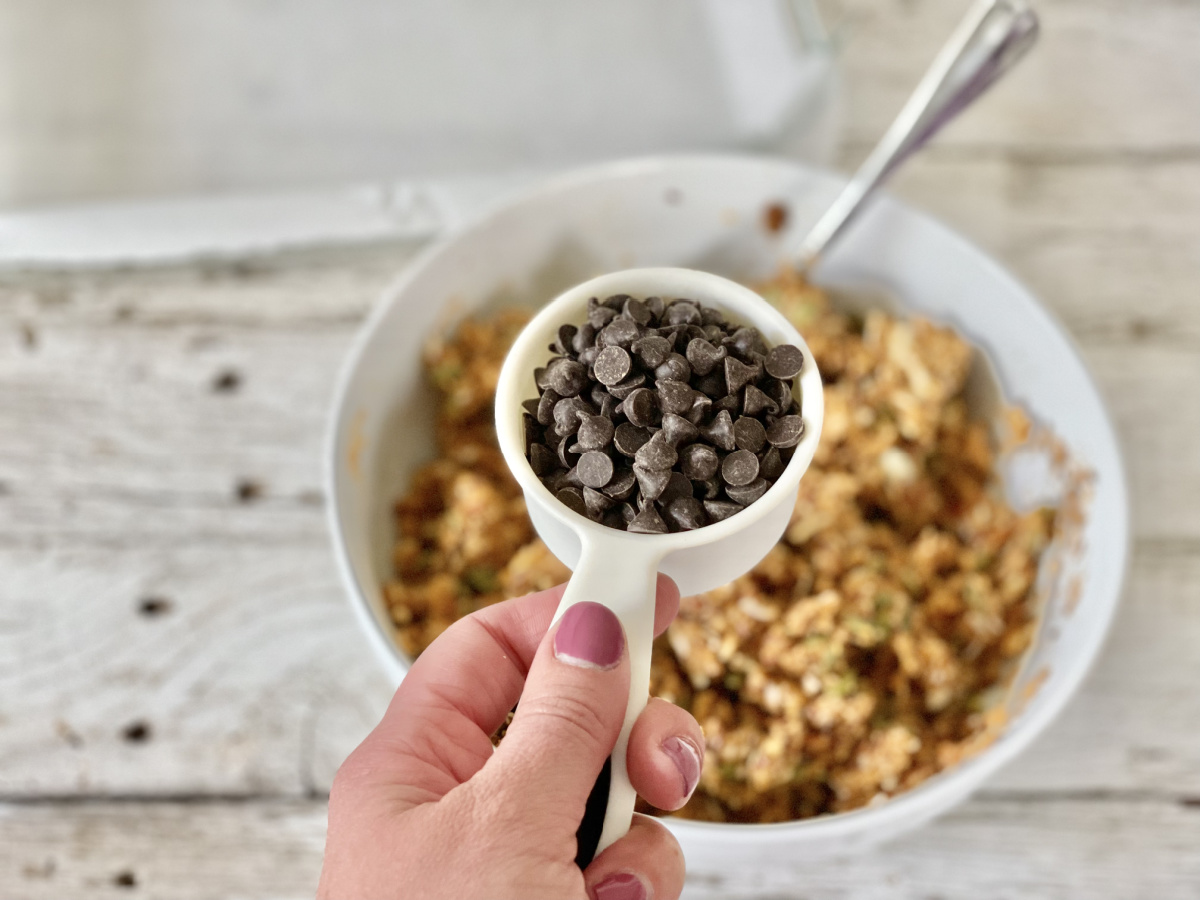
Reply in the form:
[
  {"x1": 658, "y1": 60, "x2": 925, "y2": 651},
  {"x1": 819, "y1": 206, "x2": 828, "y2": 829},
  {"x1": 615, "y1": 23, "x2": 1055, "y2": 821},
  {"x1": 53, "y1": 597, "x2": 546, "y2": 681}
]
[{"x1": 495, "y1": 268, "x2": 824, "y2": 864}]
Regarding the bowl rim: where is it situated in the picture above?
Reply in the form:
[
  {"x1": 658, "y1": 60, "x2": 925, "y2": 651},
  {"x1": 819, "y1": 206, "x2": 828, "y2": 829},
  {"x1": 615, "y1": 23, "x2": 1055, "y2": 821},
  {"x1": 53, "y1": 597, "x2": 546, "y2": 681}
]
[{"x1": 324, "y1": 151, "x2": 1131, "y2": 836}]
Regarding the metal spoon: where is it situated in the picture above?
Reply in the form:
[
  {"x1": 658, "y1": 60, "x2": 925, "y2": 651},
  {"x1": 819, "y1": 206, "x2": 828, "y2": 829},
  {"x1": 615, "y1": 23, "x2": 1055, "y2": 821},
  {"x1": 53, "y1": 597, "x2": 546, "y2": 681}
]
[{"x1": 795, "y1": 0, "x2": 1040, "y2": 272}]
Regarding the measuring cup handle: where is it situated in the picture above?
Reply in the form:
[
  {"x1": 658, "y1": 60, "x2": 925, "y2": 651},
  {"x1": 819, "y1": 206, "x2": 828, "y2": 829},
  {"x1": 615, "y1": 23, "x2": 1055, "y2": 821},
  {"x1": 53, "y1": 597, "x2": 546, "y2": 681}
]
[{"x1": 549, "y1": 540, "x2": 661, "y2": 869}]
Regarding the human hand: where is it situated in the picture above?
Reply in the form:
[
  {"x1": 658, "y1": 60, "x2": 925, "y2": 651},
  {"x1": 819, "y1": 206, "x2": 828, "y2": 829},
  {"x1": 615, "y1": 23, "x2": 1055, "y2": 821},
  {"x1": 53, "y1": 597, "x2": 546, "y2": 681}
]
[{"x1": 318, "y1": 576, "x2": 703, "y2": 900}]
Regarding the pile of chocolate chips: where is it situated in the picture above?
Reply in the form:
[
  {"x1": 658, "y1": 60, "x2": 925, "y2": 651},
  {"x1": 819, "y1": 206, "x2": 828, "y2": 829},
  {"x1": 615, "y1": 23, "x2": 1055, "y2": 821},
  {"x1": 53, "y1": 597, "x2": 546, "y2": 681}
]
[{"x1": 522, "y1": 294, "x2": 806, "y2": 534}]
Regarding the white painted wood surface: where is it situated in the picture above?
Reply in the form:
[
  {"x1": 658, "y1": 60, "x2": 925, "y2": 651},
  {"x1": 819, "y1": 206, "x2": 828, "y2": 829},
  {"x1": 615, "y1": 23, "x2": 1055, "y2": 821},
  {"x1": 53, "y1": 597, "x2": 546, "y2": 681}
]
[{"x1": 1, "y1": 1, "x2": 1198, "y2": 897}]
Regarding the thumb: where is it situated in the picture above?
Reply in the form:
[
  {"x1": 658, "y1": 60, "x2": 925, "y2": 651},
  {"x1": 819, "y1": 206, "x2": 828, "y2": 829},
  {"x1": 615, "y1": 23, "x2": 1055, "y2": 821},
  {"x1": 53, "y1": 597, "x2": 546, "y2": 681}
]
[{"x1": 484, "y1": 601, "x2": 629, "y2": 820}]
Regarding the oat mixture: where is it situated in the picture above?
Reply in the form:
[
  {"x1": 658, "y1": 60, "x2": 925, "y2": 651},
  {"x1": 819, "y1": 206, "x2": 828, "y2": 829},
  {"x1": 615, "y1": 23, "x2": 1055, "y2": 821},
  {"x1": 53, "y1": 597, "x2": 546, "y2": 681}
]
[{"x1": 384, "y1": 272, "x2": 1053, "y2": 822}]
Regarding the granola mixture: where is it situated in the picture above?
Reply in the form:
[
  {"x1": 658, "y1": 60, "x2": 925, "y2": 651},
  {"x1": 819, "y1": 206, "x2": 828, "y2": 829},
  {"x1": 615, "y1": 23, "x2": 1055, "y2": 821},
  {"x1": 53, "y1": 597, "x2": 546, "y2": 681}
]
[{"x1": 384, "y1": 272, "x2": 1054, "y2": 821}]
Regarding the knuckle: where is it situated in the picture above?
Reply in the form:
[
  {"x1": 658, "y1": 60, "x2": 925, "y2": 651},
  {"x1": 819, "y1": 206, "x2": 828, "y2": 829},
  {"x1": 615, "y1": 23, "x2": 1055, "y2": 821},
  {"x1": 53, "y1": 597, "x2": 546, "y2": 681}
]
[{"x1": 517, "y1": 687, "x2": 615, "y2": 756}]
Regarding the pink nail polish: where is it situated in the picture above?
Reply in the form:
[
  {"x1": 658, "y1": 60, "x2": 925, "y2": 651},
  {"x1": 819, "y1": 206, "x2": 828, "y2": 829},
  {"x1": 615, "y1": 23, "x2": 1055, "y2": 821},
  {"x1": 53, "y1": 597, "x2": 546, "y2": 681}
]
[
  {"x1": 593, "y1": 871, "x2": 647, "y2": 900},
  {"x1": 554, "y1": 601, "x2": 625, "y2": 670},
  {"x1": 662, "y1": 735, "x2": 701, "y2": 799}
]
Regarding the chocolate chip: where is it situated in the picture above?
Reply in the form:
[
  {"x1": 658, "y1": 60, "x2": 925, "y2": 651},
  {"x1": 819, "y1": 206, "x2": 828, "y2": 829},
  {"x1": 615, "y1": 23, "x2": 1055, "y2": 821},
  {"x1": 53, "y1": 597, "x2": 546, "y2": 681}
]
[
  {"x1": 589, "y1": 305, "x2": 617, "y2": 329},
  {"x1": 633, "y1": 463, "x2": 671, "y2": 500},
  {"x1": 664, "y1": 497, "x2": 707, "y2": 531},
  {"x1": 622, "y1": 297, "x2": 653, "y2": 325},
  {"x1": 722, "y1": 449, "x2": 760, "y2": 486},
  {"x1": 733, "y1": 416, "x2": 767, "y2": 453},
  {"x1": 679, "y1": 443, "x2": 719, "y2": 481},
  {"x1": 645, "y1": 296, "x2": 665, "y2": 319},
  {"x1": 727, "y1": 326, "x2": 767, "y2": 359},
  {"x1": 742, "y1": 384, "x2": 779, "y2": 418},
  {"x1": 563, "y1": 465, "x2": 584, "y2": 488},
  {"x1": 599, "y1": 317, "x2": 640, "y2": 349},
  {"x1": 693, "y1": 370, "x2": 726, "y2": 399},
  {"x1": 700, "y1": 409, "x2": 736, "y2": 451},
  {"x1": 703, "y1": 499, "x2": 742, "y2": 522},
  {"x1": 598, "y1": 393, "x2": 619, "y2": 418},
  {"x1": 686, "y1": 393, "x2": 713, "y2": 425},
  {"x1": 553, "y1": 397, "x2": 591, "y2": 435},
  {"x1": 661, "y1": 413, "x2": 699, "y2": 447},
  {"x1": 548, "y1": 358, "x2": 588, "y2": 396},
  {"x1": 765, "y1": 344, "x2": 804, "y2": 379},
  {"x1": 685, "y1": 337, "x2": 728, "y2": 377},
  {"x1": 713, "y1": 394, "x2": 741, "y2": 416},
  {"x1": 660, "y1": 471, "x2": 694, "y2": 505},
  {"x1": 602, "y1": 294, "x2": 628, "y2": 310},
  {"x1": 577, "y1": 415, "x2": 615, "y2": 451},
  {"x1": 700, "y1": 306, "x2": 727, "y2": 327},
  {"x1": 665, "y1": 300, "x2": 701, "y2": 326},
  {"x1": 656, "y1": 380, "x2": 694, "y2": 416},
  {"x1": 536, "y1": 389, "x2": 562, "y2": 426},
  {"x1": 699, "y1": 476, "x2": 723, "y2": 500},
  {"x1": 577, "y1": 451, "x2": 614, "y2": 488},
  {"x1": 583, "y1": 486, "x2": 615, "y2": 520},
  {"x1": 759, "y1": 445, "x2": 785, "y2": 480},
  {"x1": 522, "y1": 398, "x2": 540, "y2": 417},
  {"x1": 725, "y1": 477, "x2": 770, "y2": 505},
  {"x1": 530, "y1": 443, "x2": 557, "y2": 476},
  {"x1": 534, "y1": 367, "x2": 550, "y2": 390},
  {"x1": 766, "y1": 415, "x2": 805, "y2": 449},
  {"x1": 555, "y1": 324, "x2": 578, "y2": 356},
  {"x1": 631, "y1": 335, "x2": 672, "y2": 370},
  {"x1": 572, "y1": 323, "x2": 597, "y2": 354},
  {"x1": 606, "y1": 372, "x2": 647, "y2": 400},
  {"x1": 654, "y1": 353, "x2": 691, "y2": 383},
  {"x1": 724, "y1": 356, "x2": 761, "y2": 396},
  {"x1": 614, "y1": 422, "x2": 652, "y2": 457},
  {"x1": 627, "y1": 503, "x2": 669, "y2": 534},
  {"x1": 556, "y1": 487, "x2": 587, "y2": 516},
  {"x1": 762, "y1": 378, "x2": 795, "y2": 413},
  {"x1": 603, "y1": 467, "x2": 638, "y2": 500},
  {"x1": 595, "y1": 345, "x2": 632, "y2": 386},
  {"x1": 556, "y1": 436, "x2": 578, "y2": 469},
  {"x1": 635, "y1": 432, "x2": 677, "y2": 470},
  {"x1": 622, "y1": 388, "x2": 659, "y2": 427}
]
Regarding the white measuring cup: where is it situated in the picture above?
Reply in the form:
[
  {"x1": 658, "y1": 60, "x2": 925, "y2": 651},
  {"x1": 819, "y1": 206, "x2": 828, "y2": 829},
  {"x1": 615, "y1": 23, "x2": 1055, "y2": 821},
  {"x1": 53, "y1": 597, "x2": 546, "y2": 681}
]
[{"x1": 495, "y1": 268, "x2": 824, "y2": 865}]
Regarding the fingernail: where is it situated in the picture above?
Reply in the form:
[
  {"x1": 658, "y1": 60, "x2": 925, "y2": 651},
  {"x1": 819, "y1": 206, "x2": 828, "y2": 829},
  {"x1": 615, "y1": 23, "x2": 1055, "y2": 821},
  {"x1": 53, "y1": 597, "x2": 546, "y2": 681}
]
[
  {"x1": 593, "y1": 871, "x2": 647, "y2": 900},
  {"x1": 554, "y1": 601, "x2": 624, "y2": 670},
  {"x1": 662, "y1": 735, "x2": 702, "y2": 800}
]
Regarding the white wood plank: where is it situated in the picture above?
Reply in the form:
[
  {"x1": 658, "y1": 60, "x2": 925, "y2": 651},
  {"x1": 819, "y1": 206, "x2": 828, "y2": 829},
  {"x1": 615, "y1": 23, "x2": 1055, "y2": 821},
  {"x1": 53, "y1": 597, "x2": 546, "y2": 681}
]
[{"x1": 0, "y1": 796, "x2": 1195, "y2": 900}]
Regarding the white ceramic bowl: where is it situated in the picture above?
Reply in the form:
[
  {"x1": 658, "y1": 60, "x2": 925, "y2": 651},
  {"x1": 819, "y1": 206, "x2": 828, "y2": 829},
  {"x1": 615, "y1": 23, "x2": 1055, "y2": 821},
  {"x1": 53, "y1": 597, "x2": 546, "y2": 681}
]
[{"x1": 326, "y1": 155, "x2": 1128, "y2": 865}]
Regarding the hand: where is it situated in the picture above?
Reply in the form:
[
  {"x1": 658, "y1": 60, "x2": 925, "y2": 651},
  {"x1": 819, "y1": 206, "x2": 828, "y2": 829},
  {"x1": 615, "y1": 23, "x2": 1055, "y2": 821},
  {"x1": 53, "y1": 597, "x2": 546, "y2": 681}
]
[{"x1": 318, "y1": 576, "x2": 703, "y2": 900}]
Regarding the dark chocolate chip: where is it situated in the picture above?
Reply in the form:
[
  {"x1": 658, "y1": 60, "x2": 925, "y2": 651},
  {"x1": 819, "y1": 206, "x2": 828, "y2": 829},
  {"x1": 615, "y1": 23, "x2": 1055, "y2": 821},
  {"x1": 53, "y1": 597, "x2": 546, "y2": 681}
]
[
  {"x1": 724, "y1": 356, "x2": 761, "y2": 396},
  {"x1": 557, "y1": 436, "x2": 578, "y2": 469},
  {"x1": 659, "y1": 471, "x2": 694, "y2": 505},
  {"x1": 594, "y1": 345, "x2": 632, "y2": 386},
  {"x1": 627, "y1": 503, "x2": 669, "y2": 534},
  {"x1": 536, "y1": 389, "x2": 562, "y2": 425},
  {"x1": 656, "y1": 380, "x2": 694, "y2": 416},
  {"x1": 766, "y1": 415, "x2": 805, "y2": 449},
  {"x1": 631, "y1": 335, "x2": 672, "y2": 370},
  {"x1": 530, "y1": 443, "x2": 557, "y2": 476},
  {"x1": 703, "y1": 499, "x2": 743, "y2": 522},
  {"x1": 664, "y1": 497, "x2": 707, "y2": 531},
  {"x1": 622, "y1": 297, "x2": 653, "y2": 326},
  {"x1": 633, "y1": 463, "x2": 671, "y2": 501},
  {"x1": 583, "y1": 487, "x2": 614, "y2": 520},
  {"x1": 599, "y1": 393, "x2": 619, "y2": 419},
  {"x1": 679, "y1": 443, "x2": 719, "y2": 481},
  {"x1": 533, "y1": 366, "x2": 550, "y2": 391},
  {"x1": 606, "y1": 372, "x2": 647, "y2": 400},
  {"x1": 702, "y1": 324, "x2": 725, "y2": 343},
  {"x1": 661, "y1": 412, "x2": 700, "y2": 447},
  {"x1": 713, "y1": 394, "x2": 741, "y2": 416},
  {"x1": 665, "y1": 300, "x2": 701, "y2": 326},
  {"x1": 599, "y1": 317, "x2": 640, "y2": 349},
  {"x1": 764, "y1": 344, "x2": 805, "y2": 380},
  {"x1": 572, "y1": 323, "x2": 597, "y2": 354},
  {"x1": 725, "y1": 477, "x2": 770, "y2": 505},
  {"x1": 759, "y1": 445, "x2": 785, "y2": 480},
  {"x1": 602, "y1": 294, "x2": 628, "y2": 310},
  {"x1": 589, "y1": 305, "x2": 617, "y2": 329},
  {"x1": 555, "y1": 324, "x2": 578, "y2": 356},
  {"x1": 523, "y1": 414, "x2": 541, "y2": 451},
  {"x1": 727, "y1": 326, "x2": 767, "y2": 359},
  {"x1": 553, "y1": 396, "x2": 591, "y2": 435},
  {"x1": 622, "y1": 387, "x2": 660, "y2": 428},
  {"x1": 722, "y1": 449, "x2": 760, "y2": 486},
  {"x1": 686, "y1": 393, "x2": 713, "y2": 425},
  {"x1": 700, "y1": 306, "x2": 727, "y2": 327},
  {"x1": 614, "y1": 422, "x2": 652, "y2": 457},
  {"x1": 556, "y1": 487, "x2": 587, "y2": 516},
  {"x1": 693, "y1": 369, "x2": 726, "y2": 400},
  {"x1": 577, "y1": 451, "x2": 614, "y2": 488},
  {"x1": 634, "y1": 432, "x2": 678, "y2": 470},
  {"x1": 576, "y1": 414, "x2": 615, "y2": 451},
  {"x1": 733, "y1": 416, "x2": 767, "y2": 453},
  {"x1": 654, "y1": 353, "x2": 691, "y2": 383},
  {"x1": 700, "y1": 409, "x2": 736, "y2": 451},
  {"x1": 699, "y1": 476, "x2": 723, "y2": 500},
  {"x1": 604, "y1": 467, "x2": 638, "y2": 500},
  {"x1": 522, "y1": 398, "x2": 540, "y2": 417},
  {"x1": 563, "y1": 465, "x2": 584, "y2": 488},
  {"x1": 548, "y1": 358, "x2": 589, "y2": 397},
  {"x1": 742, "y1": 384, "x2": 779, "y2": 418},
  {"x1": 762, "y1": 378, "x2": 794, "y2": 413},
  {"x1": 685, "y1": 337, "x2": 728, "y2": 377},
  {"x1": 645, "y1": 296, "x2": 665, "y2": 320}
]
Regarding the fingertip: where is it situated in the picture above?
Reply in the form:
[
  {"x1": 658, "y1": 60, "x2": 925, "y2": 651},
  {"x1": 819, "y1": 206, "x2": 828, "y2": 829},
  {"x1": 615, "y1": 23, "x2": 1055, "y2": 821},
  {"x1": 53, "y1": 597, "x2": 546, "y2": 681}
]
[
  {"x1": 584, "y1": 814, "x2": 685, "y2": 900},
  {"x1": 626, "y1": 697, "x2": 705, "y2": 812}
]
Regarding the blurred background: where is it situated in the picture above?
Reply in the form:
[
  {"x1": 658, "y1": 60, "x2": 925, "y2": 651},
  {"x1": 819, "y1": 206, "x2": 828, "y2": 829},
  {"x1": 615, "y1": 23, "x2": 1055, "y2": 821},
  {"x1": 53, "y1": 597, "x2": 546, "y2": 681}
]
[{"x1": 1, "y1": 1, "x2": 1198, "y2": 898}]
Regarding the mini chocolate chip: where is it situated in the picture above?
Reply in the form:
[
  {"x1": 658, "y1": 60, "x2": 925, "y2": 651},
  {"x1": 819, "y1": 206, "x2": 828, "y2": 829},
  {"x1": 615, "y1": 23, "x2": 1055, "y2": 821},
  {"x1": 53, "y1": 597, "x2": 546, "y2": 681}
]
[
  {"x1": 614, "y1": 422, "x2": 652, "y2": 456},
  {"x1": 686, "y1": 393, "x2": 713, "y2": 425},
  {"x1": 665, "y1": 300, "x2": 701, "y2": 326},
  {"x1": 660, "y1": 471, "x2": 694, "y2": 505},
  {"x1": 764, "y1": 344, "x2": 804, "y2": 380},
  {"x1": 635, "y1": 432, "x2": 678, "y2": 470},
  {"x1": 622, "y1": 297, "x2": 653, "y2": 325},
  {"x1": 589, "y1": 305, "x2": 618, "y2": 329},
  {"x1": 577, "y1": 415, "x2": 615, "y2": 451},
  {"x1": 594, "y1": 345, "x2": 632, "y2": 386},
  {"x1": 679, "y1": 443, "x2": 719, "y2": 481},
  {"x1": 654, "y1": 353, "x2": 691, "y2": 383},
  {"x1": 664, "y1": 497, "x2": 707, "y2": 531},
  {"x1": 572, "y1": 323, "x2": 597, "y2": 354},
  {"x1": 555, "y1": 324, "x2": 578, "y2": 356},
  {"x1": 733, "y1": 416, "x2": 767, "y2": 453},
  {"x1": 759, "y1": 445, "x2": 785, "y2": 479},
  {"x1": 700, "y1": 409, "x2": 736, "y2": 451},
  {"x1": 556, "y1": 487, "x2": 587, "y2": 516},
  {"x1": 583, "y1": 487, "x2": 615, "y2": 520},
  {"x1": 724, "y1": 356, "x2": 761, "y2": 396},
  {"x1": 606, "y1": 372, "x2": 647, "y2": 400},
  {"x1": 623, "y1": 388, "x2": 659, "y2": 427},
  {"x1": 553, "y1": 397, "x2": 591, "y2": 435},
  {"x1": 661, "y1": 412, "x2": 699, "y2": 447},
  {"x1": 599, "y1": 317, "x2": 640, "y2": 349},
  {"x1": 548, "y1": 358, "x2": 588, "y2": 396},
  {"x1": 577, "y1": 451, "x2": 614, "y2": 488},
  {"x1": 722, "y1": 449, "x2": 760, "y2": 486},
  {"x1": 766, "y1": 415, "x2": 805, "y2": 448},
  {"x1": 631, "y1": 335, "x2": 672, "y2": 370},
  {"x1": 656, "y1": 380, "x2": 694, "y2": 416},
  {"x1": 685, "y1": 337, "x2": 727, "y2": 377},
  {"x1": 703, "y1": 499, "x2": 743, "y2": 522},
  {"x1": 530, "y1": 443, "x2": 558, "y2": 476},
  {"x1": 604, "y1": 467, "x2": 638, "y2": 500},
  {"x1": 633, "y1": 463, "x2": 671, "y2": 500},
  {"x1": 725, "y1": 477, "x2": 770, "y2": 505},
  {"x1": 536, "y1": 389, "x2": 562, "y2": 425},
  {"x1": 627, "y1": 503, "x2": 669, "y2": 534},
  {"x1": 742, "y1": 384, "x2": 779, "y2": 418},
  {"x1": 645, "y1": 296, "x2": 665, "y2": 319}
]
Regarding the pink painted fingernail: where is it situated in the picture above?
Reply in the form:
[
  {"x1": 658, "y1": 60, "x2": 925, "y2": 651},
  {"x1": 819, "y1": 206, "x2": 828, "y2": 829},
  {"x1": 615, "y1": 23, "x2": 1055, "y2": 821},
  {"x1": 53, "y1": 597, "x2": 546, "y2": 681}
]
[
  {"x1": 554, "y1": 602, "x2": 625, "y2": 670},
  {"x1": 593, "y1": 871, "x2": 648, "y2": 900},
  {"x1": 663, "y1": 735, "x2": 702, "y2": 800}
]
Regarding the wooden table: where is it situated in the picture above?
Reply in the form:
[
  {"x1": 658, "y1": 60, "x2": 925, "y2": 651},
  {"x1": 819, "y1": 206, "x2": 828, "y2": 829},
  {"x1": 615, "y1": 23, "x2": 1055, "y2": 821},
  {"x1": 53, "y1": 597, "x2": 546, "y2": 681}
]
[{"x1": 2, "y1": 1, "x2": 1198, "y2": 896}]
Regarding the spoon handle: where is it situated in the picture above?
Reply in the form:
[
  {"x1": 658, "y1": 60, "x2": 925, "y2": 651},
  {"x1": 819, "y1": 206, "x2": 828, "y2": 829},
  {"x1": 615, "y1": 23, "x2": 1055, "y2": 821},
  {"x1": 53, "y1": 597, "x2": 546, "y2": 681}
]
[{"x1": 794, "y1": 0, "x2": 1039, "y2": 272}]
